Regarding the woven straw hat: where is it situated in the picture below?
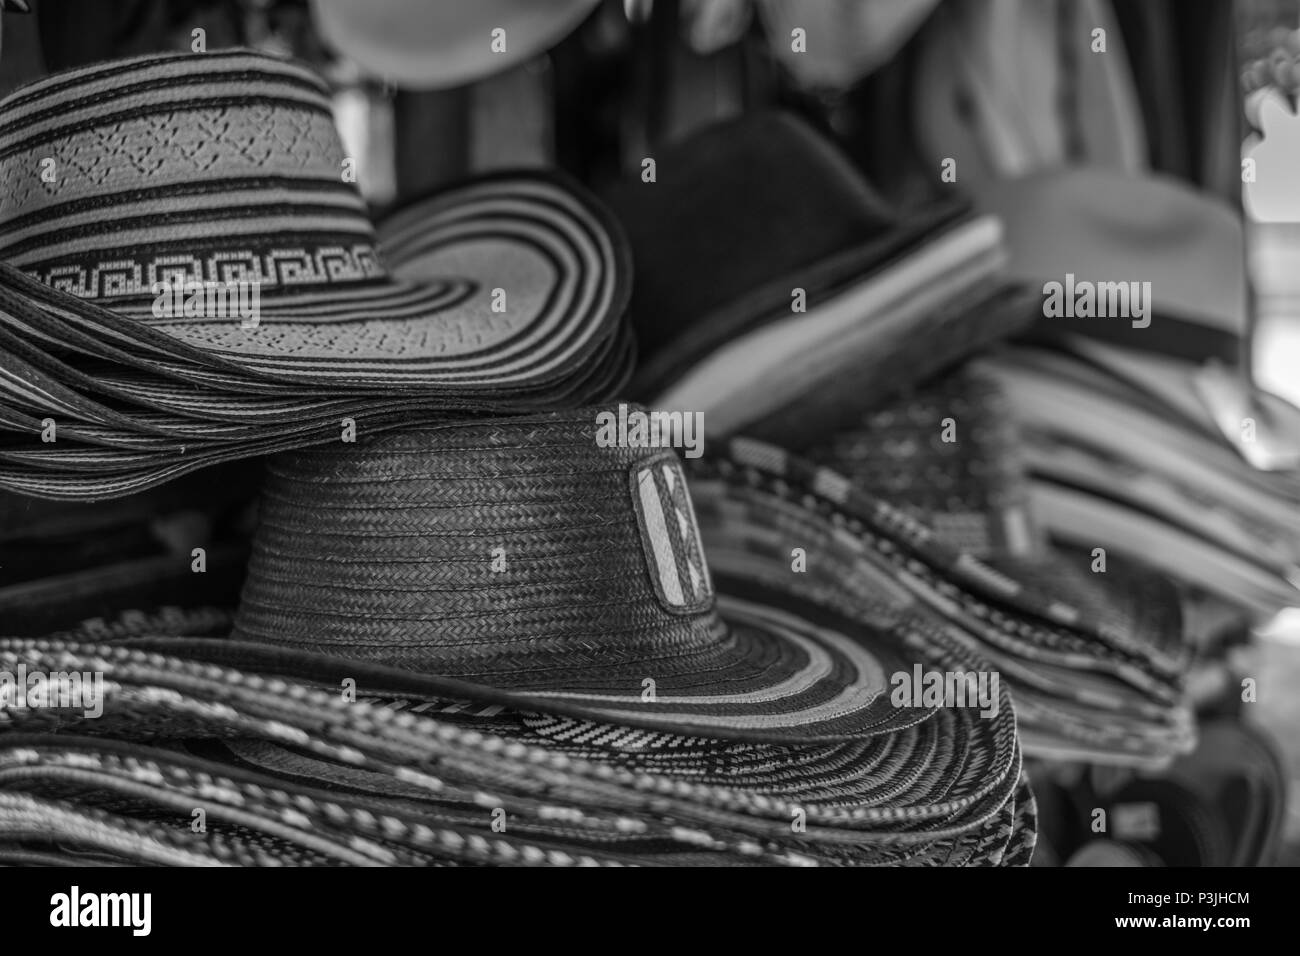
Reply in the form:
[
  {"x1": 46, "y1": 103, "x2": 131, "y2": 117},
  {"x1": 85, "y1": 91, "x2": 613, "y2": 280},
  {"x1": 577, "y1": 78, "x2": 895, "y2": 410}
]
[
  {"x1": 218, "y1": 406, "x2": 923, "y2": 743},
  {"x1": 0, "y1": 412, "x2": 1037, "y2": 862},
  {"x1": 0, "y1": 50, "x2": 628, "y2": 389},
  {"x1": 0, "y1": 51, "x2": 633, "y2": 500}
]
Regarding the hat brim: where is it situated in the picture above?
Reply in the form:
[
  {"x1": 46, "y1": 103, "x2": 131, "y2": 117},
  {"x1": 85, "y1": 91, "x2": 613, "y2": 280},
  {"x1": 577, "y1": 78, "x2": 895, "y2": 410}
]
[
  {"x1": 648, "y1": 215, "x2": 1009, "y2": 428},
  {"x1": 136, "y1": 592, "x2": 931, "y2": 745},
  {"x1": 709, "y1": 438, "x2": 1189, "y2": 672},
  {"x1": 12, "y1": 173, "x2": 631, "y2": 391}
]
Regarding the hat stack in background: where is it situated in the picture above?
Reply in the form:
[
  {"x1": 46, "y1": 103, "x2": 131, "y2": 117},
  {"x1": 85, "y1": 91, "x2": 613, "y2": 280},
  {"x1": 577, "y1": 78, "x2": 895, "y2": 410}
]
[
  {"x1": 973, "y1": 167, "x2": 1300, "y2": 623},
  {"x1": 687, "y1": 433, "x2": 1194, "y2": 769}
]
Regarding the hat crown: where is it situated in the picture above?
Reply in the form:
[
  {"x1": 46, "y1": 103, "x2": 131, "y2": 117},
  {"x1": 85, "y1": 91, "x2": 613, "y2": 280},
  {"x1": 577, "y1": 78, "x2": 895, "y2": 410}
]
[
  {"x1": 0, "y1": 51, "x2": 384, "y2": 301},
  {"x1": 232, "y1": 408, "x2": 721, "y2": 683}
]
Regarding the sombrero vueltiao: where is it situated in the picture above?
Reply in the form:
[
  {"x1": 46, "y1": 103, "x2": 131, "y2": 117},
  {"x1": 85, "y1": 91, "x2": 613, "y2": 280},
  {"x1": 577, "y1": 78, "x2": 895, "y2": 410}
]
[{"x1": 0, "y1": 51, "x2": 632, "y2": 499}]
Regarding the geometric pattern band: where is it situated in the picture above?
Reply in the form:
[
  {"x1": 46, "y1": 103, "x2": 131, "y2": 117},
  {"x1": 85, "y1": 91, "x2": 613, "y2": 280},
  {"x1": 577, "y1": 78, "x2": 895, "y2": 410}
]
[{"x1": 25, "y1": 244, "x2": 384, "y2": 299}]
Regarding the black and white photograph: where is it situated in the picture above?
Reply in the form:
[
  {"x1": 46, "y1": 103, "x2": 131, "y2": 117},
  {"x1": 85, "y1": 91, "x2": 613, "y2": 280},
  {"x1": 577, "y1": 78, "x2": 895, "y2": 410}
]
[{"x1": 0, "y1": 0, "x2": 1294, "y2": 927}]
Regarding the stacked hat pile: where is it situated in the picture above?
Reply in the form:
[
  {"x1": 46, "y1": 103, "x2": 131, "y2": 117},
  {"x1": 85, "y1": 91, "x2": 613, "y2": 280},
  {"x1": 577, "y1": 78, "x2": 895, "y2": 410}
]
[
  {"x1": 0, "y1": 52, "x2": 633, "y2": 501},
  {"x1": 687, "y1": 424, "x2": 1193, "y2": 770},
  {"x1": 1, "y1": 407, "x2": 1035, "y2": 866},
  {"x1": 971, "y1": 168, "x2": 1300, "y2": 623},
  {"x1": 601, "y1": 111, "x2": 1041, "y2": 435}
]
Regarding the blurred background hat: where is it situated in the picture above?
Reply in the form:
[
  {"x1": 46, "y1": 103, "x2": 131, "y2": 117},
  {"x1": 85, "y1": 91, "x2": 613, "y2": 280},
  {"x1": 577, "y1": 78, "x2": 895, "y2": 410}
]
[{"x1": 310, "y1": 0, "x2": 600, "y2": 89}]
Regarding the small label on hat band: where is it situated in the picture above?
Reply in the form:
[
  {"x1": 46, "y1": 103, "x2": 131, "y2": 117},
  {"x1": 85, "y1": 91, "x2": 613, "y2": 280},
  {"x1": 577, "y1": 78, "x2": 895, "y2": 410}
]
[{"x1": 629, "y1": 454, "x2": 715, "y2": 616}]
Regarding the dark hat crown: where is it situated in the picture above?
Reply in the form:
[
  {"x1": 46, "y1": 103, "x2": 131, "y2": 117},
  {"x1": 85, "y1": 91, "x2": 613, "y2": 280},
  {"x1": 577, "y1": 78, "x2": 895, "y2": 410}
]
[{"x1": 232, "y1": 407, "x2": 721, "y2": 684}]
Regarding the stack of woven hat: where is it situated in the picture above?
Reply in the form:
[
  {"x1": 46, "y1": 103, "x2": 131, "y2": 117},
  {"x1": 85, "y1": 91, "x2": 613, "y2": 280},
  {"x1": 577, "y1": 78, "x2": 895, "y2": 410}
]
[
  {"x1": 0, "y1": 52, "x2": 632, "y2": 501},
  {"x1": 688, "y1": 372, "x2": 1194, "y2": 769},
  {"x1": 0, "y1": 408, "x2": 1035, "y2": 867},
  {"x1": 972, "y1": 168, "x2": 1300, "y2": 623}
]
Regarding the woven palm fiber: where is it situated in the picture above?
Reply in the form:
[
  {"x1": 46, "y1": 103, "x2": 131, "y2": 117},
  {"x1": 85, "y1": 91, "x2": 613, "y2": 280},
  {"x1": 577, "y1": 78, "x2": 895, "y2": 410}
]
[
  {"x1": 783, "y1": 368, "x2": 1037, "y2": 557},
  {"x1": 699, "y1": 439, "x2": 1189, "y2": 673},
  {"x1": 0, "y1": 52, "x2": 624, "y2": 386}
]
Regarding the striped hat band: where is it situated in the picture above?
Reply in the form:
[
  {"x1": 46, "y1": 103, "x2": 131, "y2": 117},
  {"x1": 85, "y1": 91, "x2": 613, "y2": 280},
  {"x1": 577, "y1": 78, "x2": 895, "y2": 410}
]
[
  {"x1": 0, "y1": 50, "x2": 630, "y2": 390},
  {"x1": 0, "y1": 51, "x2": 383, "y2": 299}
]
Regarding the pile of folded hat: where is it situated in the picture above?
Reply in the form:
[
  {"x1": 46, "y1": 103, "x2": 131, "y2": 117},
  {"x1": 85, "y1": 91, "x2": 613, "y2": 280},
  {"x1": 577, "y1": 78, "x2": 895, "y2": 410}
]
[
  {"x1": 0, "y1": 52, "x2": 632, "y2": 501},
  {"x1": 970, "y1": 168, "x2": 1300, "y2": 626},
  {"x1": 0, "y1": 51, "x2": 1038, "y2": 866}
]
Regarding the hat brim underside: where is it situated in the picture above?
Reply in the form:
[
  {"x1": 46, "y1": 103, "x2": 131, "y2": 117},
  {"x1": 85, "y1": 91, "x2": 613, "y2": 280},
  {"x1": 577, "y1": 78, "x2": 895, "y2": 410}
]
[
  {"x1": 0, "y1": 329, "x2": 631, "y2": 465},
  {"x1": 0, "y1": 331, "x2": 634, "y2": 501}
]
